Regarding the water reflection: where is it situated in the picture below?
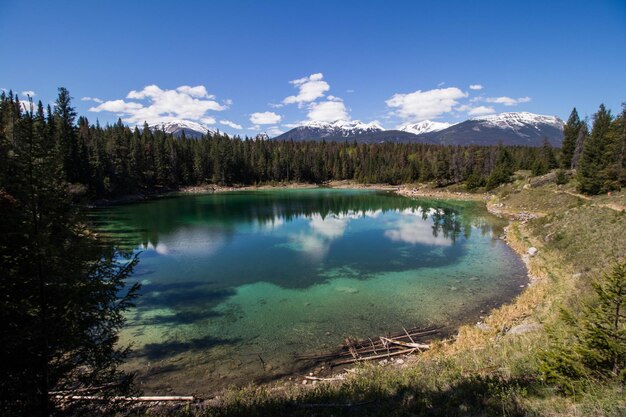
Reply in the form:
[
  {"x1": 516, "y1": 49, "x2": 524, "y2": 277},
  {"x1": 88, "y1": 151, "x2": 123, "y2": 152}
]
[{"x1": 91, "y1": 190, "x2": 525, "y2": 394}]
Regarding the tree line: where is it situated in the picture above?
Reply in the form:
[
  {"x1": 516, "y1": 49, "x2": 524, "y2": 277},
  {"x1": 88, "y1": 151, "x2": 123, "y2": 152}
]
[{"x1": 1, "y1": 89, "x2": 624, "y2": 198}]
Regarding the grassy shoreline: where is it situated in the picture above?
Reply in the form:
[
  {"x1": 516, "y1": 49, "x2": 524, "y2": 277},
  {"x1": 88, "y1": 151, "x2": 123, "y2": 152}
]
[{"x1": 117, "y1": 178, "x2": 625, "y2": 416}]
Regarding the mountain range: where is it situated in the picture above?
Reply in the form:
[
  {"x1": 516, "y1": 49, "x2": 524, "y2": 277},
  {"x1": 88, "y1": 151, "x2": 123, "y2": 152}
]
[
  {"x1": 149, "y1": 112, "x2": 565, "y2": 147},
  {"x1": 275, "y1": 112, "x2": 564, "y2": 146}
]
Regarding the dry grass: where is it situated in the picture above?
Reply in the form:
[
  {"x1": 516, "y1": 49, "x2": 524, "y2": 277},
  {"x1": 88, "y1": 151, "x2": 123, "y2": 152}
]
[{"x1": 133, "y1": 177, "x2": 626, "y2": 417}]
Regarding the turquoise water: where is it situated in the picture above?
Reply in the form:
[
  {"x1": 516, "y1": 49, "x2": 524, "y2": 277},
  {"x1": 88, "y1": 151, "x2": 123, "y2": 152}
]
[{"x1": 91, "y1": 189, "x2": 526, "y2": 394}]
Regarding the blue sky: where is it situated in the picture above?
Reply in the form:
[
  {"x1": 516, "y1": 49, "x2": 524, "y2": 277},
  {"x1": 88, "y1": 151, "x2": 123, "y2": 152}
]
[{"x1": 1, "y1": 0, "x2": 625, "y2": 136}]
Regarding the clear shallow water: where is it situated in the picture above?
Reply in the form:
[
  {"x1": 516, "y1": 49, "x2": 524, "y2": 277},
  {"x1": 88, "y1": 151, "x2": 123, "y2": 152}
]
[{"x1": 91, "y1": 189, "x2": 527, "y2": 394}]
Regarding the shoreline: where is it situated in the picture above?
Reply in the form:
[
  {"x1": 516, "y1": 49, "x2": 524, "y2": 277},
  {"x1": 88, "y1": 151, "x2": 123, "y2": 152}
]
[
  {"x1": 104, "y1": 183, "x2": 535, "y2": 401},
  {"x1": 89, "y1": 181, "x2": 490, "y2": 208}
]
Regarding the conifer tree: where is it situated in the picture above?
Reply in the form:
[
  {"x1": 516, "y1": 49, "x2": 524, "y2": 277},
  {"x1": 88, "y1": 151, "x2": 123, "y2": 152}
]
[
  {"x1": 561, "y1": 107, "x2": 582, "y2": 169},
  {"x1": 577, "y1": 104, "x2": 613, "y2": 194},
  {"x1": 0, "y1": 92, "x2": 140, "y2": 417}
]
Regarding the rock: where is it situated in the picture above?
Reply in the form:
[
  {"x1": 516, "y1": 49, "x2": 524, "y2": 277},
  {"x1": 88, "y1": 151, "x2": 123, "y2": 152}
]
[
  {"x1": 325, "y1": 331, "x2": 332, "y2": 336},
  {"x1": 528, "y1": 247, "x2": 538, "y2": 256},
  {"x1": 507, "y1": 322, "x2": 542, "y2": 335},
  {"x1": 302, "y1": 379, "x2": 308, "y2": 385},
  {"x1": 523, "y1": 184, "x2": 532, "y2": 189},
  {"x1": 395, "y1": 358, "x2": 405, "y2": 365},
  {"x1": 476, "y1": 322, "x2": 492, "y2": 331},
  {"x1": 572, "y1": 273, "x2": 582, "y2": 279}
]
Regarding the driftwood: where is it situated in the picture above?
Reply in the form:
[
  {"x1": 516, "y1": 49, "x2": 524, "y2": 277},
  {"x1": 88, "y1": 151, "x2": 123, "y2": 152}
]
[
  {"x1": 334, "y1": 348, "x2": 417, "y2": 365},
  {"x1": 53, "y1": 395, "x2": 195, "y2": 402},
  {"x1": 297, "y1": 325, "x2": 440, "y2": 366}
]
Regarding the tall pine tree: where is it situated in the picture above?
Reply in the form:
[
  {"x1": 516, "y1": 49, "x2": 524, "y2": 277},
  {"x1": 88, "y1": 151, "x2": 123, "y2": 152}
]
[{"x1": 561, "y1": 107, "x2": 582, "y2": 169}]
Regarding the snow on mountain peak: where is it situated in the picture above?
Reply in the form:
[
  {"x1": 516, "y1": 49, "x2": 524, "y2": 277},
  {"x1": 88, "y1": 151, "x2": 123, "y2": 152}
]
[
  {"x1": 398, "y1": 120, "x2": 453, "y2": 135},
  {"x1": 147, "y1": 119, "x2": 216, "y2": 136},
  {"x1": 471, "y1": 112, "x2": 564, "y2": 130},
  {"x1": 298, "y1": 119, "x2": 384, "y2": 135}
]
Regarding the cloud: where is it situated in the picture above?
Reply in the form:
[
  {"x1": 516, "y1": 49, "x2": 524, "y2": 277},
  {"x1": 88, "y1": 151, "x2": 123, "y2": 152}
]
[
  {"x1": 437, "y1": 81, "x2": 446, "y2": 87},
  {"x1": 484, "y1": 96, "x2": 531, "y2": 106},
  {"x1": 21, "y1": 90, "x2": 36, "y2": 97},
  {"x1": 386, "y1": 87, "x2": 468, "y2": 122},
  {"x1": 220, "y1": 120, "x2": 242, "y2": 130},
  {"x1": 201, "y1": 117, "x2": 216, "y2": 125},
  {"x1": 469, "y1": 84, "x2": 483, "y2": 90},
  {"x1": 283, "y1": 73, "x2": 330, "y2": 105},
  {"x1": 462, "y1": 105, "x2": 496, "y2": 116},
  {"x1": 250, "y1": 111, "x2": 282, "y2": 125},
  {"x1": 265, "y1": 126, "x2": 284, "y2": 136},
  {"x1": 88, "y1": 84, "x2": 226, "y2": 125},
  {"x1": 346, "y1": 89, "x2": 355, "y2": 93},
  {"x1": 81, "y1": 96, "x2": 103, "y2": 103},
  {"x1": 307, "y1": 100, "x2": 349, "y2": 122},
  {"x1": 385, "y1": 214, "x2": 452, "y2": 246},
  {"x1": 174, "y1": 85, "x2": 214, "y2": 99}
]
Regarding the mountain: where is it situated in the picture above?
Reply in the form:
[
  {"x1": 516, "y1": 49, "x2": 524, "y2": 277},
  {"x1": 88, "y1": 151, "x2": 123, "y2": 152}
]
[
  {"x1": 420, "y1": 112, "x2": 565, "y2": 146},
  {"x1": 273, "y1": 120, "x2": 384, "y2": 141},
  {"x1": 398, "y1": 120, "x2": 452, "y2": 135},
  {"x1": 273, "y1": 112, "x2": 564, "y2": 147},
  {"x1": 148, "y1": 120, "x2": 216, "y2": 139}
]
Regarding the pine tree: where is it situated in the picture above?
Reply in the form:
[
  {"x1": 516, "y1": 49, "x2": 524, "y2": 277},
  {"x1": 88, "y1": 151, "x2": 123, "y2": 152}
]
[
  {"x1": 577, "y1": 104, "x2": 613, "y2": 194},
  {"x1": 0, "y1": 93, "x2": 140, "y2": 416},
  {"x1": 541, "y1": 259, "x2": 626, "y2": 393},
  {"x1": 571, "y1": 120, "x2": 589, "y2": 169},
  {"x1": 561, "y1": 107, "x2": 582, "y2": 169}
]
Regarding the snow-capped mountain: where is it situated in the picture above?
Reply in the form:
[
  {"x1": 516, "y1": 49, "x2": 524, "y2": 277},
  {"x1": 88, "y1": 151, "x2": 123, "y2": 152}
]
[
  {"x1": 471, "y1": 112, "x2": 564, "y2": 131},
  {"x1": 147, "y1": 120, "x2": 216, "y2": 138},
  {"x1": 398, "y1": 120, "x2": 453, "y2": 135},
  {"x1": 273, "y1": 112, "x2": 564, "y2": 146},
  {"x1": 421, "y1": 112, "x2": 565, "y2": 146},
  {"x1": 273, "y1": 119, "x2": 384, "y2": 141}
]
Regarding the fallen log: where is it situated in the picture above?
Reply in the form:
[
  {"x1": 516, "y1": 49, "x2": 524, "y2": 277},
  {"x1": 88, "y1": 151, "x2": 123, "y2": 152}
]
[
  {"x1": 53, "y1": 395, "x2": 195, "y2": 402},
  {"x1": 333, "y1": 348, "x2": 416, "y2": 365},
  {"x1": 380, "y1": 337, "x2": 430, "y2": 350}
]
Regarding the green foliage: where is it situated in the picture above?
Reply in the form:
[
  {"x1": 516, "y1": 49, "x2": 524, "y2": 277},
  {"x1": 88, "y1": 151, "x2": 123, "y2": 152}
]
[
  {"x1": 0, "y1": 91, "x2": 139, "y2": 416},
  {"x1": 555, "y1": 169, "x2": 569, "y2": 185},
  {"x1": 541, "y1": 260, "x2": 626, "y2": 393},
  {"x1": 561, "y1": 108, "x2": 582, "y2": 169},
  {"x1": 576, "y1": 104, "x2": 623, "y2": 195}
]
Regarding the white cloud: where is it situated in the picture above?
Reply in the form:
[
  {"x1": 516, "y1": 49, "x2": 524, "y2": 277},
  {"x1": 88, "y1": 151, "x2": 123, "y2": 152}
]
[
  {"x1": 484, "y1": 96, "x2": 531, "y2": 106},
  {"x1": 437, "y1": 81, "x2": 446, "y2": 87},
  {"x1": 469, "y1": 84, "x2": 483, "y2": 90},
  {"x1": 88, "y1": 84, "x2": 226, "y2": 125},
  {"x1": 81, "y1": 96, "x2": 103, "y2": 103},
  {"x1": 346, "y1": 89, "x2": 355, "y2": 93},
  {"x1": 201, "y1": 117, "x2": 216, "y2": 125},
  {"x1": 265, "y1": 126, "x2": 284, "y2": 136},
  {"x1": 220, "y1": 120, "x2": 243, "y2": 130},
  {"x1": 457, "y1": 105, "x2": 496, "y2": 116},
  {"x1": 250, "y1": 111, "x2": 282, "y2": 125},
  {"x1": 385, "y1": 214, "x2": 452, "y2": 246},
  {"x1": 283, "y1": 73, "x2": 330, "y2": 105},
  {"x1": 175, "y1": 85, "x2": 214, "y2": 99},
  {"x1": 386, "y1": 87, "x2": 468, "y2": 122},
  {"x1": 307, "y1": 100, "x2": 349, "y2": 122},
  {"x1": 21, "y1": 90, "x2": 36, "y2": 97}
]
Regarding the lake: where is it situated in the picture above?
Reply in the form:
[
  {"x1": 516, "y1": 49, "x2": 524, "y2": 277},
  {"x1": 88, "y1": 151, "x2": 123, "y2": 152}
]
[{"x1": 91, "y1": 188, "x2": 527, "y2": 395}]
